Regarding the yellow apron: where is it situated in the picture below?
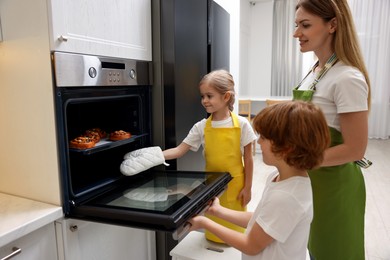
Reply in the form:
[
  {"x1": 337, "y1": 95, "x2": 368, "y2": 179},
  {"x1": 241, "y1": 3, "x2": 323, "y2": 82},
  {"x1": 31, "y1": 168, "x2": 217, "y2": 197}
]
[{"x1": 204, "y1": 112, "x2": 246, "y2": 243}]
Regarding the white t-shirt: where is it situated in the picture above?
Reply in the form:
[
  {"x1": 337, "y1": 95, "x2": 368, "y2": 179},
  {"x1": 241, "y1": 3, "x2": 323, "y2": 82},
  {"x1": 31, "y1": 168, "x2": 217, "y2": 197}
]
[
  {"x1": 242, "y1": 171, "x2": 313, "y2": 260},
  {"x1": 299, "y1": 61, "x2": 368, "y2": 131},
  {"x1": 182, "y1": 114, "x2": 257, "y2": 155}
]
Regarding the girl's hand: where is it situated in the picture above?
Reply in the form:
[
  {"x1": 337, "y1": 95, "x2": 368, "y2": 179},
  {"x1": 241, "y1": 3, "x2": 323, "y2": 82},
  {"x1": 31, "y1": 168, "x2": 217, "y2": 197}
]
[{"x1": 238, "y1": 187, "x2": 252, "y2": 207}]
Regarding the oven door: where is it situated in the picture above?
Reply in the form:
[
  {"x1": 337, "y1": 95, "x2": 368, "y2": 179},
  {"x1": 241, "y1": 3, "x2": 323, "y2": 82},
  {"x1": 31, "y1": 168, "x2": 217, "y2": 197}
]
[
  {"x1": 67, "y1": 170, "x2": 231, "y2": 240},
  {"x1": 55, "y1": 86, "x2": 231, "y2": 239}
]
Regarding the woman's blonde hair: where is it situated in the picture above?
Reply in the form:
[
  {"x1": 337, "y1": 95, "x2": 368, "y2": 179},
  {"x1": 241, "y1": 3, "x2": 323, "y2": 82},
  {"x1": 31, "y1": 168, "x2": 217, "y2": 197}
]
[
  {"x1": 296, "y1": 0, "x2": 371, "y2": 108},
  {"x1": 199, "y1": 70, "x2": 236, "y2": 111},
  {"x1": 253, "y1": 101, "x2": 330, "y2": 170}
]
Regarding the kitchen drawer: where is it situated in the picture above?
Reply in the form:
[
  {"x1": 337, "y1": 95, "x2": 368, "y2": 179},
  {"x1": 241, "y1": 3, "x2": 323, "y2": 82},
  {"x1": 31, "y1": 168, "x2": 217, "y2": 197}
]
[
  {"x1": 55, "y1": 218, "x2": 156, "y2": 260},
  {"x1": 0, "y1": 223, "x2": 57, "y2": 260}
]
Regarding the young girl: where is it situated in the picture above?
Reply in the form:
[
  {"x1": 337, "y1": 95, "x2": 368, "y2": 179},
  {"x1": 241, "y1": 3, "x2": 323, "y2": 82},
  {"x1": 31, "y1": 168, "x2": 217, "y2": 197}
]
[
  {"x1": 163, "y1": 69, "x2": 257, "y2": 243},
  {"x1": 188, "y1": 101, "x2": 330, "y2": 259}
]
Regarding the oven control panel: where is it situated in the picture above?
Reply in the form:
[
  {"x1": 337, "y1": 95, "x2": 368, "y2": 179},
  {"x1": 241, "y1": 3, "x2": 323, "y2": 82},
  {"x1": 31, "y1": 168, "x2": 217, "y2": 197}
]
[{"x1": 52, "y1": 52, "x2": 151, "y2": 87}]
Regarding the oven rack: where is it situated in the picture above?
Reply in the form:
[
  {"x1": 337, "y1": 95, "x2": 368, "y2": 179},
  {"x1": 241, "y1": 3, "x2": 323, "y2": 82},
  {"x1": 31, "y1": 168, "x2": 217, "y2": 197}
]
[{"x1": 69, "y1": 133, "x2": 148, "y2": 155}]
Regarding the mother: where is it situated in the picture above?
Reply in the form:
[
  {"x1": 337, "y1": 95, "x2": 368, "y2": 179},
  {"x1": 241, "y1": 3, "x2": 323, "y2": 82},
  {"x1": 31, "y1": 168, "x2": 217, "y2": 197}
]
[{"x1": 293, "y1": 0, "x2": 370, "y2": 259}]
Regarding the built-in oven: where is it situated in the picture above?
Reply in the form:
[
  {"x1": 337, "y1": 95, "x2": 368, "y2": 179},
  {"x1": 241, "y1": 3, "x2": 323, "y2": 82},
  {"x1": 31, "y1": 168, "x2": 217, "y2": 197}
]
[{"x1": 52, "y1": 52, "x2": 232, "y2": 240}]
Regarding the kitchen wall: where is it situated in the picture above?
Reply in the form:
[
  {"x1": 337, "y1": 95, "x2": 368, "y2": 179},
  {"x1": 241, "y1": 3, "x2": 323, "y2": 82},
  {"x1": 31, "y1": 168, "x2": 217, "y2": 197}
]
[
  {"x1": 212, "y1": 0, "x2": 274, "y2": 106},
  {"x1": 240, "y1": 0, "x2": 274, "y2": 98}
]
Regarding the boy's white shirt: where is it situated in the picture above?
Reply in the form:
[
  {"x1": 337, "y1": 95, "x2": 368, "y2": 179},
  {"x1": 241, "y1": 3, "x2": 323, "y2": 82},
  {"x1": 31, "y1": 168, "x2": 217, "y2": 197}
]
[
  {"x1": 242, "y1": 171, "x2": 313, "y2": 260},
  {"x1": 182, "y1": 114, "x2": 257, "y2": 155}
]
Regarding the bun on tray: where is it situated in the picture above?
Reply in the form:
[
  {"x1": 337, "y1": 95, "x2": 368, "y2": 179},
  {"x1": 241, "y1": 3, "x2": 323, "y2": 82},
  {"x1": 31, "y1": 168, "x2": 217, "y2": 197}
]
[
  {"x1": 69, "y1": 136, "x2": 96, "y2": 149},
  {"x1": 86, "y1": 128, "x2": 107, "y2": 139},
  {"x1": 109, "y1": 130, "x2": 131, "y2": 141}
]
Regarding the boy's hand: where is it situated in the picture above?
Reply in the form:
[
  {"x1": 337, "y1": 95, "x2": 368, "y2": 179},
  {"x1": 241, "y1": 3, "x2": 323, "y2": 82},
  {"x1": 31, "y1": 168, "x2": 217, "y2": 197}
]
[
  {"x1": 205, "y1": 197, "x2": 221, "y2": 216},
  {"x1": 187, "y1": 215, "x2": 207, "y2": 231}
]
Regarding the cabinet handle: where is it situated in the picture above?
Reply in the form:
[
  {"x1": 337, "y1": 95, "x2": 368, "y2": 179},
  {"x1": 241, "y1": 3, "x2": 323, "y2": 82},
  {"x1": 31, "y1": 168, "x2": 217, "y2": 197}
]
[
  {"x1": 58, "y1": 35, "x2": 68, "y2": 42},
  {"x1": 69, "y1": 225, "x2": 78, "y2": 232},
  {"x1": 0, "y1": 14, "x2": 3, "y2": 42},
  {"x1": 1, "y1": 247, "x2": 22, "y2": 260}
]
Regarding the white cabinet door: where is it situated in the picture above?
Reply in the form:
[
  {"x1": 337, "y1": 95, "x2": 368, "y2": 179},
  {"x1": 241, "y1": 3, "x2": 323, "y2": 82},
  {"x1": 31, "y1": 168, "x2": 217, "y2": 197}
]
[
  {"x1": 0, "y1": 224, "x2": 57, "y2": 260},
  {"x1": 56, "y1": 219, "x2": 156, "y2": 260},
  {"x1": 48, "y1": 0, "x2": 152, "y2": 61}
]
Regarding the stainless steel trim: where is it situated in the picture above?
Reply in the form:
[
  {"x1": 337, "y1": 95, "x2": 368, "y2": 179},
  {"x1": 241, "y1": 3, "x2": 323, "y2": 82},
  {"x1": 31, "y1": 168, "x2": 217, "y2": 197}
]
[
  {"x1": 52, "y1": 52, "x2": 151, "y2": 87},
  {"x1": 0, "y1": 247, "x2": 22, "y2": 260}
]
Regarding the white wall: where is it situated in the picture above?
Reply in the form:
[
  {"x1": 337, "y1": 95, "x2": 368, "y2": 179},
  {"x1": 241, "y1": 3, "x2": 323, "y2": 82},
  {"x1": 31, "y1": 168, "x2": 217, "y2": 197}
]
[
  {"x1": 214, "y1": 0, "x2": 240, "y2": 111},
  {"x1": 215, "y1": 0, "x2": 275, "y2": 101},
  {"x1": 240, "y1": 0, "x2": 274, "y2": 98},
  {"x1": 239, "y1": 1, "x2": 251, "y2": 98}
]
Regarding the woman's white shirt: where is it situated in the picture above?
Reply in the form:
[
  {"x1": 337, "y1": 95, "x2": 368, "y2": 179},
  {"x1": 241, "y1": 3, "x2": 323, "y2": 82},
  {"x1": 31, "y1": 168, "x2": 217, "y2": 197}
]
[{"x1": 299, "y1": 61, "x2": 368, "y2": 131}]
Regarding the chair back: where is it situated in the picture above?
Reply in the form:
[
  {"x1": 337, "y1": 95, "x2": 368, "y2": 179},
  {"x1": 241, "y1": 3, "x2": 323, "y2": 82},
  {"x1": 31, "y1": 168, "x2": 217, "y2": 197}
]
[
  {"x1": 239, "y1": 100, "x2": 252, "y2": 121},
  {"x1": 265, "y1": 99, "x2": 288, "y2": 107}
]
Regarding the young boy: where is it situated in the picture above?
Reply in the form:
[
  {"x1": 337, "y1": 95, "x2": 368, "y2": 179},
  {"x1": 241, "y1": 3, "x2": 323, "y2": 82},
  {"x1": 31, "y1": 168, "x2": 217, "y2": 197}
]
[{"x1": 188, "y1": 100, "x2": 330, "y2": 259}]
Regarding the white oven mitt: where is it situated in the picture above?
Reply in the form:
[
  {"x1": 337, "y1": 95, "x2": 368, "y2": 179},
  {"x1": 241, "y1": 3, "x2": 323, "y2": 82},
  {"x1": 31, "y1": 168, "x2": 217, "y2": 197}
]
[{"x1": 120, "y1": 146, "x2": 169, "y2": 176}]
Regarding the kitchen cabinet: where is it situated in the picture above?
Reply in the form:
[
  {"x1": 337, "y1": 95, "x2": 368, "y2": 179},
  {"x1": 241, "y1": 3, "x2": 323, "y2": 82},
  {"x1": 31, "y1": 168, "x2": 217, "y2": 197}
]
[
  {"x1": 0, "y1": 0, "x2": 152, "y2": 203},
  {"x1": 170, "y1": 231, "x2": 240, "y2": 260},
  {"x1": 0, "y1": 0, "x2": 60, "y2": 205},
  {"x1": 0, "y1": 0, "x2": 155, "y2": 259},
  {"x1": 48, "y1": 0, "x2": 152, "y2": 61},
  {"x1": 55, "y1": 218, "x2": 156, "y2": 260},
  {"x1": 0, "y1": 223, "x2": 57, "y2": 260}
]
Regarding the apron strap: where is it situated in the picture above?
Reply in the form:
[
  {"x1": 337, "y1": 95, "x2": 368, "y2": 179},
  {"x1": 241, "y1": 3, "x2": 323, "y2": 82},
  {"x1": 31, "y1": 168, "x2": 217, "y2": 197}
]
[
  {"x1": 295, "y1": 53, "x2": 338, "y2": 91},
  {"x1": 206, "y1": 112, "x2": 240, "y2": 128}
]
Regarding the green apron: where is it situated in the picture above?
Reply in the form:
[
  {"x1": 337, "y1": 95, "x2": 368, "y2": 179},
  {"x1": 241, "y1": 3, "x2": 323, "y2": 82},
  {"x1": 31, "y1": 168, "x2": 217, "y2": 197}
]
[{"x1": 293, "y1": 60, "x2": 366, "y2": 259}]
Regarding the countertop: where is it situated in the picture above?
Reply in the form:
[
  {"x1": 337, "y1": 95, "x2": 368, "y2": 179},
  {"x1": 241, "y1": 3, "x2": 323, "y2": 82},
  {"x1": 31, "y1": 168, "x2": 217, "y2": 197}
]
[{"x1": 0, "y1": 193, "x2": 63, "y2": 247}]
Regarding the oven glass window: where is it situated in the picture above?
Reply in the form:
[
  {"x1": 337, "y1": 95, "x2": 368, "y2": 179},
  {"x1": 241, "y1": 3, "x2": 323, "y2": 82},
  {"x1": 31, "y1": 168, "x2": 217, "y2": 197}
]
[
  {"x1": 88, "y1": 171, "x2": 226, "y2": 216},
  {"x1": 107, "y1": 176, "x2": 205, "y2": 211}
]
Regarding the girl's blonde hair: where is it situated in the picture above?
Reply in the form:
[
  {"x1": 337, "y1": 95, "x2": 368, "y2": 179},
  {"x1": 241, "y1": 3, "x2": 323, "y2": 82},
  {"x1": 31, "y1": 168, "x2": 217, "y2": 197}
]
[
  {"x1": 296, "y1": 0, "x2": 371, "y2": 109},
  {"x1": 199, "y1": 70, "x2": 236, "y2": 111},
  {"x1": 253, "y1": 101, "x2": 330, "y2": 170}
]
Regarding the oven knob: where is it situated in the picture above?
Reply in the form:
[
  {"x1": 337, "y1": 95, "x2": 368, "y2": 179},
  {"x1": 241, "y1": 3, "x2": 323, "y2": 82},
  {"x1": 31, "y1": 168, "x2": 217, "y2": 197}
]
[
  {"x1": 129, "y1": 69, "x2": 136, "y2": 79},
  {"x1": 88, "y1": 67, "x2": 97, "y2": 78}
]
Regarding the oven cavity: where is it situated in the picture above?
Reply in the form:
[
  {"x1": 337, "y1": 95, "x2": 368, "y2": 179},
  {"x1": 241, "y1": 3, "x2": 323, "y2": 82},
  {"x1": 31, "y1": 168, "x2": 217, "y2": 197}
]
[{"x1": 53, "y1": 52, "x2": 152, "y2": 211}]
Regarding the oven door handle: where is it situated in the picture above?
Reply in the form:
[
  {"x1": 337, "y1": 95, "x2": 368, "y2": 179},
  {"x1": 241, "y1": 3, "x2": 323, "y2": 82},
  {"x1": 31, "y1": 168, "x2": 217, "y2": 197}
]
[
  {"x1": 172, "y1": 205, "x2": 209, "y2": 241},
  {"x1": 171, "y1": 189, "x2": 226, "y2": 241},
  {"x1": 172, "y1": 222, "x2": 191, "y2": 241}
]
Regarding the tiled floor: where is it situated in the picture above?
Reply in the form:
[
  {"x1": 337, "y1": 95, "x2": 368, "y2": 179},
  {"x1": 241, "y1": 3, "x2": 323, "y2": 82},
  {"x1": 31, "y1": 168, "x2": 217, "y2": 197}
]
[{"x1": 248, "y1": 139, "x2": 390, "y2": 260}]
